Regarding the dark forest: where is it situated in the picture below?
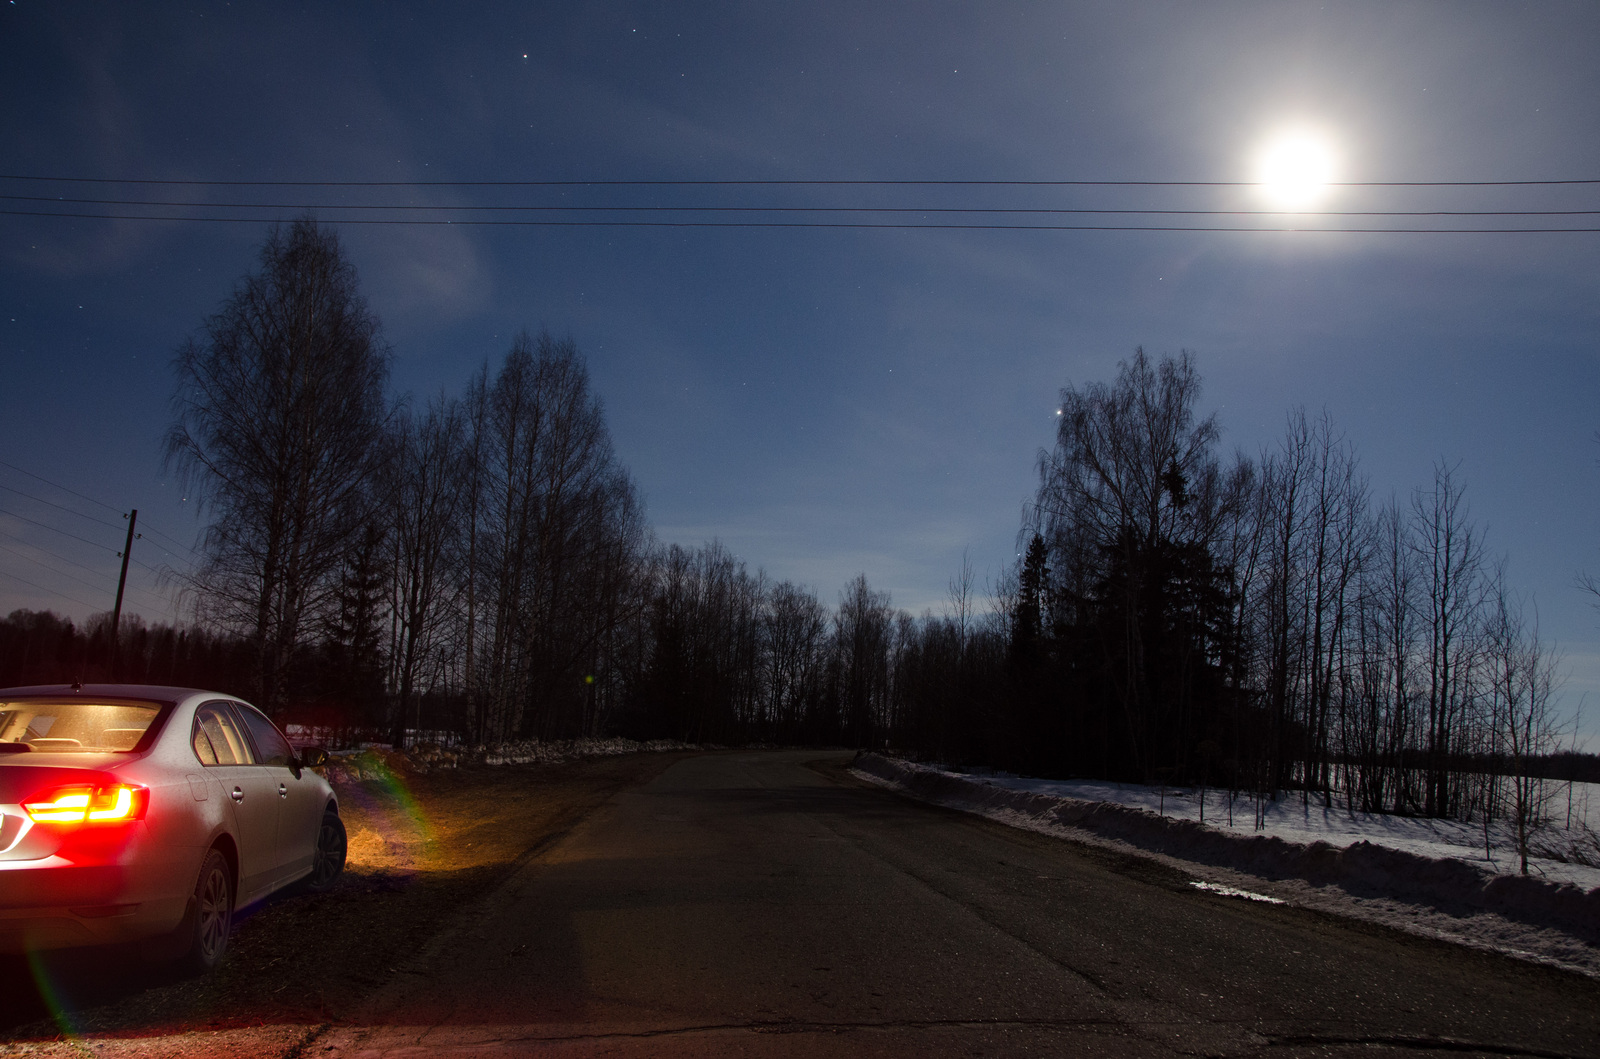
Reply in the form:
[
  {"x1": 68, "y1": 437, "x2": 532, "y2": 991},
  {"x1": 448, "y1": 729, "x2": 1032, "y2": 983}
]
[{"x1": 5, "y1": 218, "x2": 1590, "y2": 831}]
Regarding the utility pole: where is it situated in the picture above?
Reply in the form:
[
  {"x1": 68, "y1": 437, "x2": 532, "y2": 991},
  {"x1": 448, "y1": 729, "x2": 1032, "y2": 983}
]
[{"x1": 109, "y1": 508, "x2": 138, "y2": 680}]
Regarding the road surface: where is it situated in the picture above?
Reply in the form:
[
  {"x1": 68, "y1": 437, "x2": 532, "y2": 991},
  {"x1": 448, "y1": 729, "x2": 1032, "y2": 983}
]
[{"x1": 308, "y1": 750, "x2": 1600, "y2": 1058}]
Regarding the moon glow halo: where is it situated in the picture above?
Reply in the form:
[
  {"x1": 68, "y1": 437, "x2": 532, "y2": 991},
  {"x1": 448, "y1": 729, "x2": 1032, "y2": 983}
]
[{"x1": 1254, "y1": 130, "x2": 1338, "y2": 210}]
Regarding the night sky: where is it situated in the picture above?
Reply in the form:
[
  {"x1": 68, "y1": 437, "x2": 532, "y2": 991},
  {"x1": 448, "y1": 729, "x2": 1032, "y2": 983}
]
[{"x1": 2, "y1": 3, "x2": 1597, "y2": 740}]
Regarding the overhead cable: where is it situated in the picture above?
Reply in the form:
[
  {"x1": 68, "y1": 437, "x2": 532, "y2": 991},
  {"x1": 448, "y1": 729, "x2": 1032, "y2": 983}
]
[
  {"x1": 0, "y1": 482, "x2": 124, "y2": 531},
  {"x1": 0, "y1": 526, "x2": 121, "y2": 583},
  {"x1": 4, "y1": 195, "x2": 1600, "y2": 218},
  {"x1": 0, "y1": 506, "x2": 120, "y2": 553},
  {"x1": 0, "y1": 528, "x2": 168, "y2": 610},
  {"x1": 0, "y1": 569, "x2": 103, "y2": 612},
  {"x1": 0, "y1": 459, "x2": 123, "y2": 516},
  {"x1": 4, "y1": 209, "x2": 1598, "y2": 233},
  {"x1": 0, "y1": 459, "x2": 198, "y2": 563},
  {"x1": 5, "y1": 174, "x2": 1600, "y2": 188},
  {"x1": 0, "y1": 506, "x2": 161, "y2": 574},
  {"x1": 137, "y1": 525, "x2": 200, "y2": 562},
  {"x1": 0, "y1": 540, "x2": 138, "y2": 601}
]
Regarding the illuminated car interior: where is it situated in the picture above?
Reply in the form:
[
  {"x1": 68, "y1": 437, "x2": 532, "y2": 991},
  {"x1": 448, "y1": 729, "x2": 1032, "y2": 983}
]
[{"x1": 0, "y1": 701, "x2": 162, "y2": 754}]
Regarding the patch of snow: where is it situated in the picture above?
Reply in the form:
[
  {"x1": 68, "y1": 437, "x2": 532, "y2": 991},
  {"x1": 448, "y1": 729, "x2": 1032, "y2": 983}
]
[
  {"x1": 852, "y1": 754, "x2": 1600, "y2": 979},
  {"x1": 1190, "y1": 881, "x2": 1284, "y2": 904},
  {"x1": 963, "y1": 773, "x2": 1600, "y2": 892}
]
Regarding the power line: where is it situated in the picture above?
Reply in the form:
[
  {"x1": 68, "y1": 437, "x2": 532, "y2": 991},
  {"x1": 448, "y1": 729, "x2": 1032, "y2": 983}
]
[
  {"x1": 0, "y1": 540, "x2": 126, "y2": 600},
  {"x1": 0, "y1": 507, "x2": 161, "y2": 575},
  {"x1": 0, "y1": 506, "x2": 119, "y2": 553},
  {"x1": 6, "y1": 195, "x2": 1600, "y2": 219},
  {"x1": 0, "y1": 526, "x2": 118, "y2": 583},
  {"x1": 5, "y1": 209, "x2": 1599, "y2": 233},
  {"x1": 5, "y1": 173, "x2": 1600, "y2": 188},
  {"x1": 0, "y1": 569, "x2": 103, "y2": 613},
  {"x1": 136, "y1": 525, "x2": 200, "y2": 563},
  {"x1": 110, "y1": 535, "x2": 189, "y2": 569},
  {"x1": 0, "y1": 527, "x2": 168, "y2": 610},
  {"x1": 0, "y1": 459, "x2": 198, "y2": 564},
  {"x1": 0, "y1": 482, "x2": 124, "y2": 531},
  {"x1": 0, "y1": 459, "x2": 123, "y2": 516}
]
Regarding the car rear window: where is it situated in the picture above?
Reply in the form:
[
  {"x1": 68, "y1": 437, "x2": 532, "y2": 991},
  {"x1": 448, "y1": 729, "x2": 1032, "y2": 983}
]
[{"x1": 0, "y1": 699, "x2": 164, "y2": 753}]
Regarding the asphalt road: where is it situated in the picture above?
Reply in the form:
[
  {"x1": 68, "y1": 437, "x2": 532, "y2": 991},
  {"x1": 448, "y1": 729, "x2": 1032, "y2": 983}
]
[{"x1": 311, "y1": 750, "x2": 1600, "y2": 1058}]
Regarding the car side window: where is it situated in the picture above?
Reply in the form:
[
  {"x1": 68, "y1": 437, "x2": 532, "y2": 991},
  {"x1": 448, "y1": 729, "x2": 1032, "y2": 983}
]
[
  {"x1": 192, "y1": 722, "x2": 219, "y2": 764},
  {"x1": 193, "y1": 703, "x2": 253, "y2": 766},
  {"x1": 235, "y1": 704, "x2": 294, "y2": 768}
]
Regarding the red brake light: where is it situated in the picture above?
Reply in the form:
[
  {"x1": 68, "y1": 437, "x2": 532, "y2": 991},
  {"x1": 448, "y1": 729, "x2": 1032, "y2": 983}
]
[{"x1": 23, "y1": 784, "x2": 148, "y2": 825}]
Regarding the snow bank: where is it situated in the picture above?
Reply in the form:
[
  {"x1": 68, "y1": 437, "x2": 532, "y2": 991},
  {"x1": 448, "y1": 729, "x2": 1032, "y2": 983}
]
[
  {"x1": 852, "y1": 753, "x2": 1600, "y2": 949},
  {"x1": 938, "y1": 773, "x2": 1600, "y2": 887}
]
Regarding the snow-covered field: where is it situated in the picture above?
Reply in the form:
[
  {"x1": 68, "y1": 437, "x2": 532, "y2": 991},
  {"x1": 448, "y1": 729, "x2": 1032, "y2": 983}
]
[
  {"x1": 967, "y1": 773, "x2": 1600, "y2": 891},
  {"x1": 852, "y1": 755, "x2": 1600, "y2": 978}
]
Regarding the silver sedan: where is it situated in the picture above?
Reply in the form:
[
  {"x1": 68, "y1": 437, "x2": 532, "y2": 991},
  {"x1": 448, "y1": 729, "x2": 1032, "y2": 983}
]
[{"x1": 0, "y1": 684, "x2": 346, "y2": 970}]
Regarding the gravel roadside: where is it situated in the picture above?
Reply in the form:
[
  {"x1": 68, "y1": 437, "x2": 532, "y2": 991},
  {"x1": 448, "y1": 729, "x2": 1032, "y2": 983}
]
[{"x1": 0, "y1": 750, "x2": 693, "y2": 1048}]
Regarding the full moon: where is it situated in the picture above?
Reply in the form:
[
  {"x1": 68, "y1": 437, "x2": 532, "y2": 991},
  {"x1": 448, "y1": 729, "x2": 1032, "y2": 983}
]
[{"x1": 1253, "y1": 130, "x2": 1338, "y2": 210}]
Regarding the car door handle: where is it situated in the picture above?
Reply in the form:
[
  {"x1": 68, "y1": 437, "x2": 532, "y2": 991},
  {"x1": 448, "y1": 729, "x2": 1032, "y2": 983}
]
[
  {"x1": 231, "y1": 787, "x2": 244, "y2": 802},
  {"x1": 278, "y1": 783, "x2": 288, "y2": 798}
]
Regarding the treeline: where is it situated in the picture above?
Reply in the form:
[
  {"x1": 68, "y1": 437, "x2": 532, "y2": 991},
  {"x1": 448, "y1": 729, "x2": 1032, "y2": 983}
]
[
  {"x1": 887, "y1": 351, "x2": 1581, "y2": 845},
  {"x1": 15, "y1": 218, "x2": 1585, "y2": 839},
  {"x1": 0, "y1": 609, "x2": 254, "y2": 697},
  {"x1": 159, "y1": 217, "x2": 648, "y2": 744},
  {"x1": 146, "y1": 217, "x2": 963, "y2": 750}
]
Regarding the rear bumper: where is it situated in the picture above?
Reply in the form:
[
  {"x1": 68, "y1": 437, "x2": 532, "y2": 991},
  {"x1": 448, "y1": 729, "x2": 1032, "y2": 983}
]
[
  {"x1": 0, "y1": 852, "x2": 193, "y2": 952},
  {"x1": 0, "y1": 903, "x2": 164, "y2": 951}
]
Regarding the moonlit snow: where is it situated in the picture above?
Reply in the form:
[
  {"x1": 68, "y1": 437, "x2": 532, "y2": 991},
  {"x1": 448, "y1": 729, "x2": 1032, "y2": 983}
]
[{"x1": 853, "y1": 755, "x2": 1600, "y2": 977}]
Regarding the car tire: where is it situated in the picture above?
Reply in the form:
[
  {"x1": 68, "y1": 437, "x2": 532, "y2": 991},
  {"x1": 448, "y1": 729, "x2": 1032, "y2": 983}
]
[
  {"x1": 177, "y1": 848, "x2": 233, "y2": 973},
  {"x1": 304, "y1": 810, "x2": 347, "y2": 893}
]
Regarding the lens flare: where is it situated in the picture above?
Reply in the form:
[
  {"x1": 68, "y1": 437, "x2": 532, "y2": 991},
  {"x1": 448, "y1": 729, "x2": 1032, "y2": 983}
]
[
  {"x1": 364, "y1": 757, "x2": 431, "y2": 842},
  {"x1": 25, "y1": 947, "x2": 84, "y2": 1039},
  {"x1": 337, "y1": 752, "x2": 434, "y2": 871}
]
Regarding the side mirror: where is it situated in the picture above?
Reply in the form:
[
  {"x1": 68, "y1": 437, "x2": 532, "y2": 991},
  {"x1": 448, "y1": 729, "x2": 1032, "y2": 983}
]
[{"x1": 296, "y1": 746, "x2": 329, "y2": 769}]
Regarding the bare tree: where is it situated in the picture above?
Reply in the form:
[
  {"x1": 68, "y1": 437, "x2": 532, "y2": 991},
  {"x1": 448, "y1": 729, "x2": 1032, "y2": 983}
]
[
  {"x1": 836, "y1": 574, "x2": 893, "y2": 748},
  {"x1": 1254, "y1": 409, "x2": 1370, "y2": 803},
  {"x1": 1484, "y1": 572, "x2": 1562, "y2": 874},
  {"x1": 1412, "y1": 460, "x2": 1485, "y2": 818},
  {"x1": 472, "y1": 331, "x2": 644, "y2": 741},
  {"x1": 1034, "y1": 348, "x2": 1228, "y2": 781},
  {"x1": 1348, "y1": 497, "x2": 1420, "y2": 814},
  {"x1": 165, "y1": 217, "x2": 391, "y2": 713},
  {"x1": 1256, "y1": 410, "x2": 1314, "y2": 795},
  {"x1": 1579, "y1": 430, "x2": 1600, "y2": 614},
  {"x1": 1039, "y1": 349, "x2": 1221, "y2": 557},
  {"x1": 456, "y1": 363, "x2": 491, "y2": 741},
  {"x1": 764, "y1": 580, "x2": 829, "y2": 741},
  {"x1": 386, "y1": 395, "x2": 466, "y2": 746},
  {"x1": 947, "y1": 547, "x2": 976, "y2": 656},
  {"x1": 633, "y1": 541, "x2": 763, "y2": 742}
]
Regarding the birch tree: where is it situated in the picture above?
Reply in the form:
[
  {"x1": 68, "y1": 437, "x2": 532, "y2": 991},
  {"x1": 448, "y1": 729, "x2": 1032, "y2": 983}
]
[
  {"x1": 386, "y1": 396, "x2": 466, "y2": 745},
  {"x1": 166, "y1": 217, "x2": 391, "y2": 713}
]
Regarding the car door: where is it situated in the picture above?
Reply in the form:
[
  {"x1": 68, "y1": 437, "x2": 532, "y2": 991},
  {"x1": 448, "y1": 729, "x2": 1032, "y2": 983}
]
[
  {"x1": 233, "y1": 703, "x2": 323, "y2": 888},
  {"x1": 191, "y1": 702, "x2": 281, "y2": 903}
]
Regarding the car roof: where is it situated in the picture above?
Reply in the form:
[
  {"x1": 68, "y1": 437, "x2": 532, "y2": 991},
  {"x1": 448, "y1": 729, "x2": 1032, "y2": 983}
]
[{"x1": 0, "y1": 684, "x2": 244, "y2": 707}]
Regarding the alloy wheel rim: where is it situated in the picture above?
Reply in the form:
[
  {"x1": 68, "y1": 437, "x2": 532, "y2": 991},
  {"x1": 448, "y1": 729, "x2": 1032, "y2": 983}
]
[
  {"x1": 313, "y1": 819, "x2": 346, "y2": 885},
  {"x1": 197, "y1": 866, "x2": 229, "y2": 957}
]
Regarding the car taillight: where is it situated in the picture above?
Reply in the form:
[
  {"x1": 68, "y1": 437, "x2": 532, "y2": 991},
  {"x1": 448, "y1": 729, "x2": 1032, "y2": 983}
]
[{"x1": 23, "y1": 784, "x2": 148, "y2": 825}]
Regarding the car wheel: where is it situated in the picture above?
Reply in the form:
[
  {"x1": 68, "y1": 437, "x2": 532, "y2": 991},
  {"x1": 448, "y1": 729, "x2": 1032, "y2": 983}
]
[
  {"x1": 178, "y1": 848, "x2": 233, "y2": 973},
  {"x1": 305, "y1": 810, "x2": 347, "y2": 892}
]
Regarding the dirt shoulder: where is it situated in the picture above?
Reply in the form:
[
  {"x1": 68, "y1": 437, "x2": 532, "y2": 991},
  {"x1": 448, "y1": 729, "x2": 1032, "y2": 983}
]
[{"x1": 0, "y1": 750, "x2": 693, "y2": 1042}]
